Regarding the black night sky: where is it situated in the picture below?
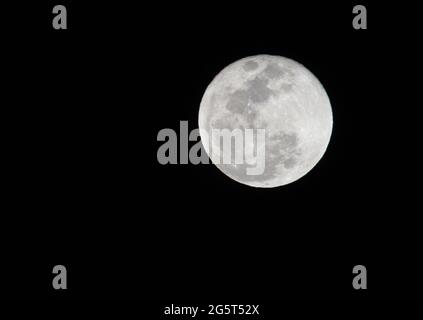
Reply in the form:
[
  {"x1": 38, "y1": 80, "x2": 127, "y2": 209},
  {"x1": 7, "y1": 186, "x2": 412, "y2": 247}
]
[{"x1": 1, "y1": 0, "x2": 422, "y2": 310}]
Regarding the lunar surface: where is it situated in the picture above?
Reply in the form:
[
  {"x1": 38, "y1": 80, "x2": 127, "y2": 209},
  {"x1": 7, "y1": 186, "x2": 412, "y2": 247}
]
[{"x1": 198, "y1": 55, "x2": 333, "y2": 188}]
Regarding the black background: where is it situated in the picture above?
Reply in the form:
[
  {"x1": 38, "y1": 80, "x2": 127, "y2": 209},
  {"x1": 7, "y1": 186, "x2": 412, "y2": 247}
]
[{"x1": 1, "y1": 0, "x2": 422, "y2": 307}]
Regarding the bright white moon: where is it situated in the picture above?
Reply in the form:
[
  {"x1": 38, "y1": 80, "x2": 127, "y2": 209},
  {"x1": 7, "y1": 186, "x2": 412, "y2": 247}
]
[{"x1": 198, "y1": 55, "x2": 333, "y2": 188}]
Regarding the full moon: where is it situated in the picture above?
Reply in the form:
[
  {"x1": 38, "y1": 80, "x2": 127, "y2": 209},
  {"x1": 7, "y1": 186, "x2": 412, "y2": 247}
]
[{"x1": 198, "y1": 55, "x2": 333, "y2": 188}]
